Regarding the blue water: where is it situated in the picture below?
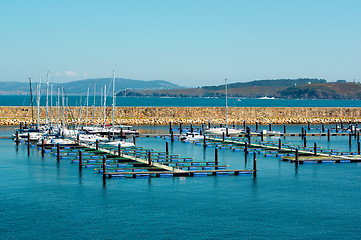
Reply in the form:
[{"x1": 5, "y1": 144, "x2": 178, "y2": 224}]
[
  {"x1": 2, "y1": 95, "x2": 361, "y2": 107},
  {"x1": 1, "y1": 124, "x2": 361, "y2": 239}
]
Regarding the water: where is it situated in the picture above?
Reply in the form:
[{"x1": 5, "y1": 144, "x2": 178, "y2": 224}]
[
  {"x1": 2, "y1": 95, "x2": 361, "y2": 107},
  {"x1": 1, "y1": 125, "x2": 361, "y2": 239}
]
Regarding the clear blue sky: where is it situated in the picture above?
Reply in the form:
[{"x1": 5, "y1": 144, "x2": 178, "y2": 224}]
[{"x1": 0, "y1": 0, "x2": 360, "y2": 87}]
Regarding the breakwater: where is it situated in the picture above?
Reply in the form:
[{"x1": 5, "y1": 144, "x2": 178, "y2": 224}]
[{"x1": 1, "y1": 106, "x2": 361, "y2": 126}]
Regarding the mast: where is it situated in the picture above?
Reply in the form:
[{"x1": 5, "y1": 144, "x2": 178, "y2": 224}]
[
  {"x1": 29, "y1": 77, "x2": 34, "y2": 125},
  {"x1": 50, "y1": 83, "x2": 53, "y2": 125},
  {"x1": 57, "y1": 87, "x2": 60, "y2": 125},
  {"x1": 86, "y1": 87, "x2": 89, "y2": 128},
  {"x1": 92, "y1": 84, "x2": 96, "y2": 127},
  {"x1": 37, "y1": 77, "x2": 42, "y2": 128},
  {"x1": 45, "y1": 69, "x2": 50, "y2": 124},
  {"x1": 225, "y1": 78, "x2": 228, "y2": 128},
  {"x1": 112, "y1": 71, "x2": 115, "y2": 134},
  {"x1": 103, "y1": 85, "x2": 107, "y2": 126},
  {"x1": 100, "y1": 86, "x2": 103, "y2": 126},
  {"x1": 61, "y1": 86, "x2": 65, "y2": 127}
]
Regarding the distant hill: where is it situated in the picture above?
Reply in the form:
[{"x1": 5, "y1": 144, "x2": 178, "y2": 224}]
[
  {"x1": 276, "y1": 82, "x2": 361, "y2": 99},
  {"x1": 117, "y1": 78, "x2": 327, "y2": 98},
  {"x1": 0, "y1": 78, "x2": 183, "y2": 95}
]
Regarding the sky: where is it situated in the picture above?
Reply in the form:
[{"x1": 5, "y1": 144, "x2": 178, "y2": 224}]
[{"x1": 0, "y1": 0, "x2": 360, "y2": 87}]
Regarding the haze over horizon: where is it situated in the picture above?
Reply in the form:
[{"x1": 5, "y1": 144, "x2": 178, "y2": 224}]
[{"x1": 1, "y1": 0, "x2": 360, "y2": 87}]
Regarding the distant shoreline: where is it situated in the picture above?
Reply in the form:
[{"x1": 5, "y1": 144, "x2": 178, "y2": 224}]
[{"x1": 0, "y1": 106, "x2": 360, "y2": 126}]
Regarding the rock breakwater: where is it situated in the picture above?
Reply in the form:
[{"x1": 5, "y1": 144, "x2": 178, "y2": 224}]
[{"x1": 0, "y1": 106, "x2": 360, "y2": 126}]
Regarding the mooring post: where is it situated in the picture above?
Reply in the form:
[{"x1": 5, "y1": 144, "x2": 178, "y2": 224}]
[
  {"x1": 96, "y1": 139, "x2": 99, "y2": 150},
  {"x1": 190, "y1": 124, "x2": 193, "y2": 133},
  {"x1": 166, "y1": 142, "x2": 169, "y2": 160},
  {"x1": 308, "y1": 121, "x2": 311, "y2": 131},
  {"x1": 200, "y1": 129, "x2": 203, "y2": 135},
  {"x1": 222, "y1": 132, "x2": 225, "y2": 142},
  {"x1": 148, "y1": 150, "x2": 152, "y2": 165},
  {"x1": 171, "y1": 130, "x2": 174, "y2": 142},
  {"x1": 201, "y1": 123, "x2": 204, "y2": 130},
  {"x1": 27, "y1": 133, "x2": 30, "y2": 154},
  {"x1": 278, "y1": 138, "x2": 281, "y2": 150},
  {"x1": 118, "y1": 143, "x2": 121, "y2": 157},
  {"x1": 15, "y1": 131, "x2": 19, "y2": 144},
  {"x1": 283, "y1": 124, "x2": 286, "y2": 134},
  {"x1": 102, "y1": 155, "x2": 107, "y2": 174},
  {"x1": 133, "y1": 135, "x2": 136, "y2": 146},
  {"x1": 358, "y1": 141, "x2": 360, "y2": 155},
  {"x1": 248, "y1": 134, "x2": 251, "y2": 144},
  {"x1": 244, "y1": 142, "x2": 248, "y2": 154},
  {"x1": 269, "y1": 123, "x2": 272, "y2": 131},
  {"x1": 321, "y1": 123, "x2": 325, "y2": 132},
  {"x1": 56, "y1": 143, "x2": 60, "y2": 161},
  {"x1": 357, "y1": 131, "x2": 360, "y2": 142},
  {"x1": 208, "y1": 121, "x2": 211, "y2": 129},
  {"x1": 25, "y1": 122, "x2": 27, "y2": 129},
  {"x1": 256, "y1": 122, "x2": 258, "y2": 132},
  {"x1": 314, "y1": 142, "x2": 317, "y2": 156},
  {"x1": 79, "y1": 150, "x2": 82, "y2": 168},
  {"x1": 77, "y1": 134, "x2": 80, "y2": 144},
  {"x1": 215, "y1": 148, "x2": 218, "y2": 169},
  {"x1": 169, "y1": 121, "x2": 172, "y2": 133},
  {"x1": 295, "y1": 148, "x2": 299, "y2": 162},
  {"x1": 253, "y1": 152, "x2": 257, "y2": 172},
  {"x1": 349, "y1": 133, "x2": 352, "y2": 147},
  {"x1": 203, "y1": 135, "x2": 206, "y2": 148},
  {"x1": 20, "y1": 122, "x2": 23, "y2": 130},
  {"x1": 304, "y1": 136, "x2": 307, "y2": 147},
  {"x1": 233, "y1": 123, "x2": 235, "y2": 129},
  {"x1": 180, "y1": 122, "x2": 183, "y2": 133},
  {"x1": 41, "y1": 138, "x2": 45, "y2": 156},
  {"x1": 226, "y1": 127, "x2": 229, "y2": 137},
  {"x1": 341, "y1": 120, "x2": 344, "y2": 129},
  {"x1": 301, "y1": 127, "x2": 304, "y2": 139},
  {"x1": 243, "y1": 120, "x2": 246, "y2": 130},
  {"x1": 335, "y1": 124, "x2": 338, "y2": 133},
  {"x1": 328, "y1": 128, "x2": 330, "y2": 141},
  {"x1": 120, "y1": 127, "x2": 123, "y2": 136}
]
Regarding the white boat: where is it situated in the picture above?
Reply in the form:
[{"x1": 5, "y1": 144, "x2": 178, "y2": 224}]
[
  {"x1": 100, "y1": 141, "x2": 135, "y2": 147},
  {"x1": 180, "y1": 132, "x2": 206, "y2": 141},
  {"x1": 44, "y1": 137, "x2": 75, "y2": 145},
  {"x1": 203, "y1": 127, "x2": 242, "y2": 135},
  {"x1": 78, "y1": 134, "x2": 109, "y2": 143},
  {"x1": 259, "y1": 96, "x2": 275, "y2": 99}
]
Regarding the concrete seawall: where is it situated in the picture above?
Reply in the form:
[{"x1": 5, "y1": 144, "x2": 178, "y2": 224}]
[{"x1": 0, "y1": 106, "x2": 360, "y2": 126}]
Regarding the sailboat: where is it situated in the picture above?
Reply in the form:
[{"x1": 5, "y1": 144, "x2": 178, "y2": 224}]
[{"x1": 204, "y1": 78, "x2": 242, "y2": 135}]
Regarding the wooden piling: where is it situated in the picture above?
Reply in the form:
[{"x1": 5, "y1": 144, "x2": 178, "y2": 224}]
[
  {"x1": 166, "y1": 141, "x2": 169, "y2": 157},
  {"x1": 96, "y1": 139, "x2": 99, "y2": 150},
  {"x1": 180, "y1": 122, "x2": 183, "y2": 133},
  {"x1": 133, "y1": 135, "x2": 136, "y2": 145},
  {"x1": 328, "y1": 128, "x2": 330, "y2": 141},
  {"x1": 304, "y1": 136, "x2": 307, "y2": 147},
  {"x1": 357, "y1": 131, "x2": 360, "y2": 142},
  {"x1": 314, "y1": 142, "x2": 317, "y2": 156},
  {"x1": 79, "y1": 150, "x2": 82, "y2": 167},
  {"x1": 118, "y1": 144, "x2": 121, "y2": 157},
  {"x1": 269, "y1": 123, "x2": 272, "y2": 131},
  {"x1": 295, "y1": 148, "x2": 299, "y2": 162},
  {"x1": 27, "y1": 133, "x2": 30, "y2": 154},
  {"x1": 148, "y1": 151, "x2": 152, "y2": 165},
  {"x1": 56, "y1": 143, "x2": 60, "y2": 161},
  {"x1": 341, "y1": 121, "x2": 344, "y2": 129},
  {"x1": 243, "y1": 120, "x2": 246, "y2": 130},
  {"x1": 169, "y1": 121, "x2": 172, "y2": 133},
  {"x1": 203, "y1": 135, "x2": 206, "y2": 148},
  {"x1": 278, "y1": 138, "x2": 281, "y2": 150},
  {"x1": 121, "y1": 127, "x2": 123, "y2": 136},
  {"x1": 226, "y1": 127, "x2": 229, "y2": 137},
  {"x1": 244, "y1": 142, "x2": 248, "y2": 154},
  {"x1": 215, "y1": 148, "x2": 218, "y2": 169},
  {"x1": 349, "y1": 133, "x2": 352, "y2": 147},
  {"x1": 102, "y1": 155, "x2": 106, "y2": 174},
  {"x1": 336, "y1": 124, "x2": 338, "y2": 133},
  {"x1": 20, "y1": 122, "x2": 23, "y2": 130},
  {"x1": 41, "y1": 138, "x2": 45, "y2": 156},
  {"x1": 171, "y1": 130, "x2": 174, "y2": 142},
  {"x1": 253, "y1": 153, "x2": 257, "y2": 171},
  {"x1": 190, "y1": 123, "x2": 193, "y2": 133},
  {"x1": 283, "y1": 124, "x2": 286, "y2": 133},
  {"x1": 256, "y1": 122, "x2": 258, "y2": 132},
  {"x1": 322, "y1": 123, "x2": 325, "y2": 132},
  {"x1": 308, "y1": 121, "x2": 311, "y2": 131},
  {"x1": 208, "y1": 121, "x2": 211, "y2": 129},
  {"x1": 301, "y1": 127, "x2": 304, "y2": 139},
  {"x1": 15, "y1": 131, "x2": 19, "y2": 144},
  {"x1": 222, "y1": 132, "x2": 225, "y2": 142}
]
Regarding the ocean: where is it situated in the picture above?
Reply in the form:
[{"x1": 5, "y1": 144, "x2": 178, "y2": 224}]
[
  {"x1": 1, "y1": 124, "x2": 361, "y2": 239},
  {"x1": 1, "y1": 95, "x2": 361, "y2": 107}
]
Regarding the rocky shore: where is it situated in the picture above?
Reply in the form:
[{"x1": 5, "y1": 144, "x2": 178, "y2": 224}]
[{"x1": 0, "y1": 106, "x2": 360, "y2": 126}]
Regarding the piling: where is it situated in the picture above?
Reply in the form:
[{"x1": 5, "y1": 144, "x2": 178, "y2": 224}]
[
  {"x1": 243, "y1": 121, "x2": 246, "y2": 130},
  {"x1": 203, "y1": 135, "x2": 207, "y2": 148},
  {"x1": 256, "y1": 122, "x2": 258, "y2": 132},
  {"x1": 269, "y1": 123, "x2": 272, "y2": 131},
  {"x1": 244, "y1": 142, "x2": 248, "y2": 154},
  {"x1": 27, "y1": 133, "x2": 30, "y2": 154},
  {"x1": 301, "y1": 127, "x2": 304, "y2": 139},
  {"x1": 169, "y1": 121, "x2": 172, "y2": 133},
  {"x1": 253, "y1": 153, "x2": 257, "y2": 172},
  {"x1": 190, "y1": 124, "x2": 193, "y2": 133},
  {"x1": 304, "y1": 136, "x2": 307, "y2": 147},
  {"x1": 322, "y1": 123, "x2": 325, "y2": 132},
  {"x1": 25, "y1": 122, "x2": 27, "y2": 129},
  {"x1": 77, "y1": 134, "x2": 80, "y2": 144},
  {"x1": 358, "y1": 141, "x2": 361, "y2": 155},
  {"x1": 220, "y1": 123, "x2": 223, "y2": 128},
  {"x1": 226, "y1": 127, "x2": 229, "y2": 137},
  {"x1": 336, "y1": 124, "x2": 338, "y2": 133},
  {"x1": 314, "y1": 142, "x2": 317, "y2": 156},
  {"x1": 283, "y1": 124, "x2": 286, "y2": 134},
  {"x1": 171, "y1": 130, "x2": 174, "y2": 142},
  {"x1": 201, "y1": 123, "x2": 204, "y2": 130},
  {"x1": 261, "y1": 131, "x2": 264, "y2": 141},
  {"x1": 208, "y1": 121, "x2": 211, "y2": 129},
  {"x1": 308, "y1": 121, "x2": 310, "y2": 131},
  {"x1": 278, "y1": 138, "x2": 281, "y2": 150},
  {"x1": 148, "y1": 151, "x2": 152, "y2": 165},
  {"x1": 233, "y1": 123, "x2": 235, "y2": 129},
  {"x1": 295, "y1": 148, "x2": 299, "y2": 162},
  {"x1": 79, "y1": 150, "x2": 82, "y2": 168},
  {"x1": 96, "y1": 139, "x2": 99, "y2": 150},
  {"x1": 118, "y1": 144, "x2": 121, "y2": 157},
  {"x1": 327, "y1": 128, "x2": 330, "y2": 141},
  {"x1": 121, "y1": 127, "x2": 123, "y2": 136},
  {"x1": 247, "y1": 134, "x2": 251, "y2": 144},
  {"x1": 166, "y1": 141, "x2": 169, "y2": 157},
  {"x1": 222, "y1": 132, "x2": 225, "y2": 142},
  {"x1": 357, "y1": 131, "x2": 360, "y2": 142},
  {"x1": 20, "y1": 122, "x2": 23, "y2": 130},
  {"x1": 180, "y1": 122, "x2": 183, "y2": 133},
  {"x1": 349, "y1": 133, "x2": 352, "y2": 147},
  {"x1": 102, "y1": 155, "x2": 107, "y2": 174},
  {"x1": 215, "y1": 148, "x2": 218, "y2": 169},
  {"x1": 341, "y1": 121, "x2": 344, "y2": 129},
  {"x1": 56, "y1": 143, "x2": 60, "y2": 161},
  {"x1": 15, "y1": 131, "x2": 19, "y2": 144},
  {"x1": 41, "y1": 138, "x2": 45, "y2": 156},
  {"x1": 133, "y1": 135, "x2": 136, "y2": 146}
]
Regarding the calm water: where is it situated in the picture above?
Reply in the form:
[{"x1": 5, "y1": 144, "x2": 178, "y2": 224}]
[
  {"x1": 1, "y1": 124, "x2": 361, "y2": 239},
  {"x1": 2, "y1": 95, "x2": 361, "y2": 107}
]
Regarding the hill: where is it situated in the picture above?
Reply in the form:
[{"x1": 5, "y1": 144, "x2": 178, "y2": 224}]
[
  {"x1": 117, "y1": 78, "x2": 327, "y2": 98},
  {"x1": 0, "y1": 78, "x2": 183, "y2": 95},
  {"x1": 276, "y1": 82, "x2": 361, "y2": 99}
]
